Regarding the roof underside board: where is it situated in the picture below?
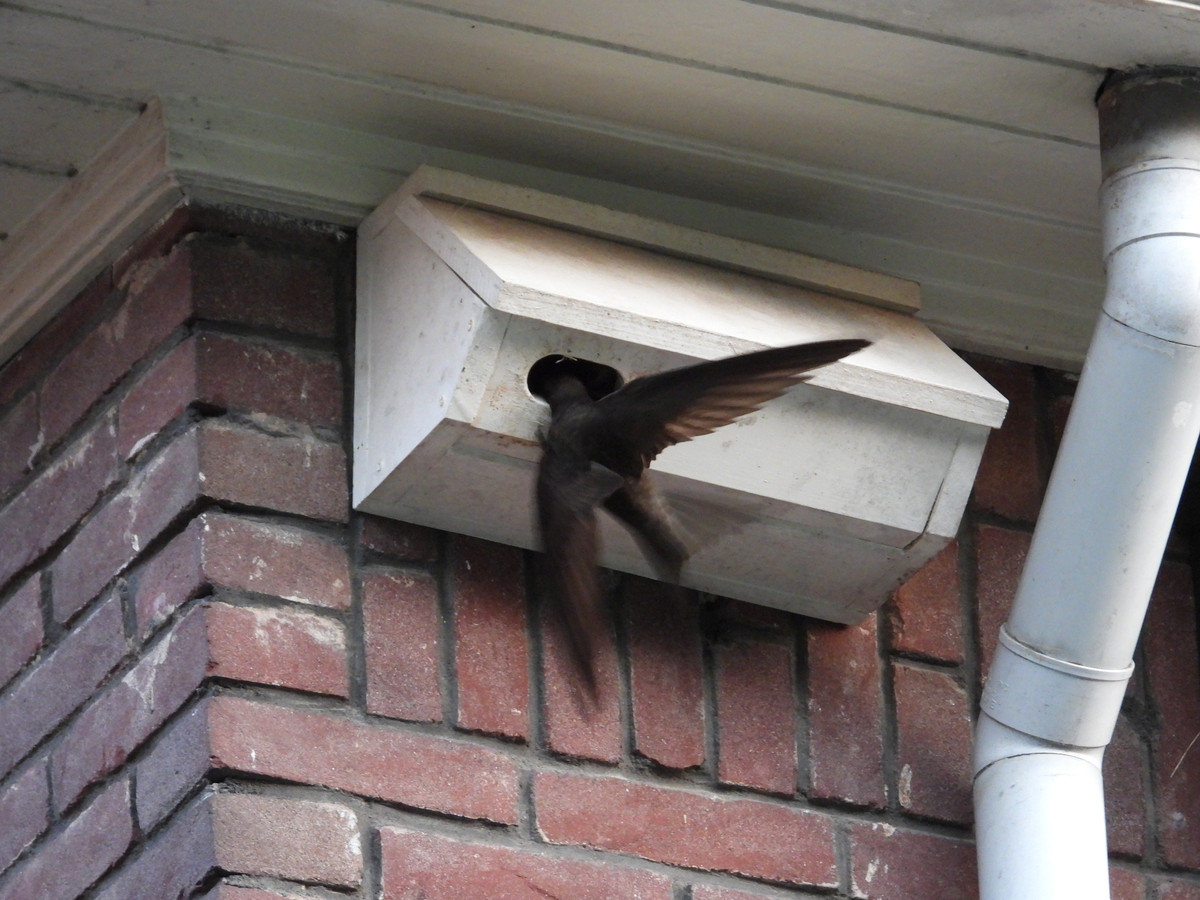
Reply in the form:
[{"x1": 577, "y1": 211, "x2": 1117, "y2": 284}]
[{"x1": 3, "y1": 0, "x2": 1200, "y2": 368}]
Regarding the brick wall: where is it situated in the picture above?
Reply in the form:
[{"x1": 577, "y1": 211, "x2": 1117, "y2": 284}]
[{"x1": 0, "y1": 206, "x2": 1198, "y2": 899}]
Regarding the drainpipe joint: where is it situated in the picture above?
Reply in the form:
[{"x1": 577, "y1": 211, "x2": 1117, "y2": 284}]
[{"x1": 978, "y1": 626, "x2": 1133, "y2": 755}]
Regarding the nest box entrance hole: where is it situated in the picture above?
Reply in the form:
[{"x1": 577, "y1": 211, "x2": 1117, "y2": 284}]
[{"x1": 527, "y1": 354, "x2": 624, "y2": 403}]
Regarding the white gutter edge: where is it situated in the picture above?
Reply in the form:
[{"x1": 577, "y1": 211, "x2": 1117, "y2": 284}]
[{"x1": 973, "y1": 68, "x2": 1200, "y2": 900}]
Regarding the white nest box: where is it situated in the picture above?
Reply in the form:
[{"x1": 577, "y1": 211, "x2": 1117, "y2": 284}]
[{"x1": 354, "y1": 168, "x2": 1007, "y2": 623}]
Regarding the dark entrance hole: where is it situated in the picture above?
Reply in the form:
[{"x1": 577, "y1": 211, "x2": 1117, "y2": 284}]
[{"x1": 527, "y1": 354, "x2": 624, "y2": 403}]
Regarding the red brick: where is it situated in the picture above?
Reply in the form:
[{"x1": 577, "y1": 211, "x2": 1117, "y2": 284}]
[
  {"x1": 212, "y1": 792, "x2": 360, "y2": 887},
  {"x1": 117, "y1": 337, "x2": 197, "y2": 458},
  {"x1": 198, "y1": 419, "x2": 348, "y2": 522},
  {"x1": 1144, "y1": 562, "x2": 1200, "y2": 869},
  {"x1": 0, "y1": 270, "x2": 113, "y2": 408},
  {"x1": 0, "y1": 776, "x2": 132, "y2": 900},
  {"x1": 535, "y1": 772, "x2": 837, "y2": 887},
  {"x1": 363, "y1": 570, "x2": 443, "y2": 722},
  {"x1": 0, "y1": 414, "x2": 119, "y2": 593},
  {"x1": 848, "y1": 822, "x2": 977, "y2": 900},
  {"x1": 208, "y1": 695, "x2": 519, "y2": 824},
  {"x1": 122, "y1": 332, "x2": 348, "y2": 460},
  {"x1": 0, "y1": 575, "x2": 42, "y2": 689},
  {"x1": 1110, "y1": 867, "x2": 1146, "y2": 900},
  {"x1": 715, "y1": 638, "x2": 796, "y2": 795},
  {"x1": 0, "y1": 763, "x2": 48, "y2": 875},
  {"x1": 206, "y1": 601, "x2": 348, "y2": 697},
  {"x1": 135, "y1": 700, "x2": 211, "y2": 830},
  {"x1": 970, "y1": 359, "x2": 1042, "y2": 522},
  {"x1": 197, "y1": 332, "x2": 342, "y2": 428},
  {"x1": 888, "y1": 540, "x2": 963, "y2": 664},
  {"x1": 0, "y1": 392, "x2": 39, "y2": 497},
  {"x1": 189, "y1": 236, "x2": 337, "y2": 338},
  {"x1": 379, "y1": 826, "x2": 673, "y2": 900},
  {"x1": 627, "y1": 577, "x2": 704, "y2": 770},
  {"x1": 540, "y1": 586, "x2": 622, "y2": 764},
  {"x1": 110, "y1": 205, "x2": 193, "y2": 288},
  {"x1": 1105, "y1": 714, "x2": 1147, "y2": 858},
  {"x1": 893, "y1": 663, "x2": 973, "y2": 824},
  {"x1": 1157, "y1": 877, "x2": 1200, "y2": 900},
  {"x1": 0, "y1": 594, "x2": 125, "y2": 776},
  {"x1": 117, "y1": 228, "x2": 194, "y2": 297},
  {"x1": 133, "y1": 517, "x2": 207, "y2": 635},
  {"x1": 93, "y1": 789, "x2": 216, "y2": 900},
  {"x1": 52, "y1": 426, "x2": 201, "y2": 622},
  {"x1": 974, "y1": 525, "x2": 1030, "y2": 674},
  {"x1": 202, "y1": 513, "x2": 351, "y2": 609},
  {"x1": 39, "y1": 246, "x2": 194, "y2": 448},
  {"x1": 359, "y1": 514, "x2": 438, "y2": 563},
  {"x1": 50, "y1": 606, "x2": 208, "y2": 811},
  {"x1": 134, "y1": 512, "x2": 352, "y2": 636},
  {"x1": 807, "y1": 616, "x2": 886, "y2": 808},
  {"x1": 451, "y1": 536, "x2": 529, "y2": 740}
]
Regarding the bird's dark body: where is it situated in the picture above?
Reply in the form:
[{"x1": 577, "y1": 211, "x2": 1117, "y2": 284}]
[{"x1": 533, "y1": 338, "x2": 871, "y2": 703}]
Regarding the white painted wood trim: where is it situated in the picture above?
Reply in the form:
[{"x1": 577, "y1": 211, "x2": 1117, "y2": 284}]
[{"x1": 0, "y1": 99, "x2": 185, "y2": 366}]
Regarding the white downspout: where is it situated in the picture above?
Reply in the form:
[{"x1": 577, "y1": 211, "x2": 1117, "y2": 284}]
[{"x1": 973, "y1": 68, "x2": 1200, "y2": 899}]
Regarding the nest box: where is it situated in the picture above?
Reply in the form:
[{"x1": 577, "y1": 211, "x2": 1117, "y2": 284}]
[{"x1": 354, "y1": 168, "x2": 1007, "y2": 623}]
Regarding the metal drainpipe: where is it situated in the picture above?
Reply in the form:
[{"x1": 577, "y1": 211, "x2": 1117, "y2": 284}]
[{"x1": 973, "y1": 68, "x2": 1200, "y2": 899}]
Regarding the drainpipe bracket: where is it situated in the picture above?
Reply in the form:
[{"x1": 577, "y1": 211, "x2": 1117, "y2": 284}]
[{"x1": 979, "y1": 626, "x2": 1132, "y2": 749}]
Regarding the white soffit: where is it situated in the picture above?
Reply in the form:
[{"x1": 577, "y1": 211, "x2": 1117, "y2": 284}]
[{"x1": 7, "y1": 0, "x2": 1200, "y2": 370}]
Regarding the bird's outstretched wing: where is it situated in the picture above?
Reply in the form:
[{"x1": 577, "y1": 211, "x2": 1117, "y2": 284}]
[{"x1": 593, "y1": 338, "x2": 870, "y2": 472}]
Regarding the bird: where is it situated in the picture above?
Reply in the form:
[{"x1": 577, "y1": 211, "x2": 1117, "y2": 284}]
[{"x1": 529, "y1": 337, "x2": 871, "y2": 703}]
